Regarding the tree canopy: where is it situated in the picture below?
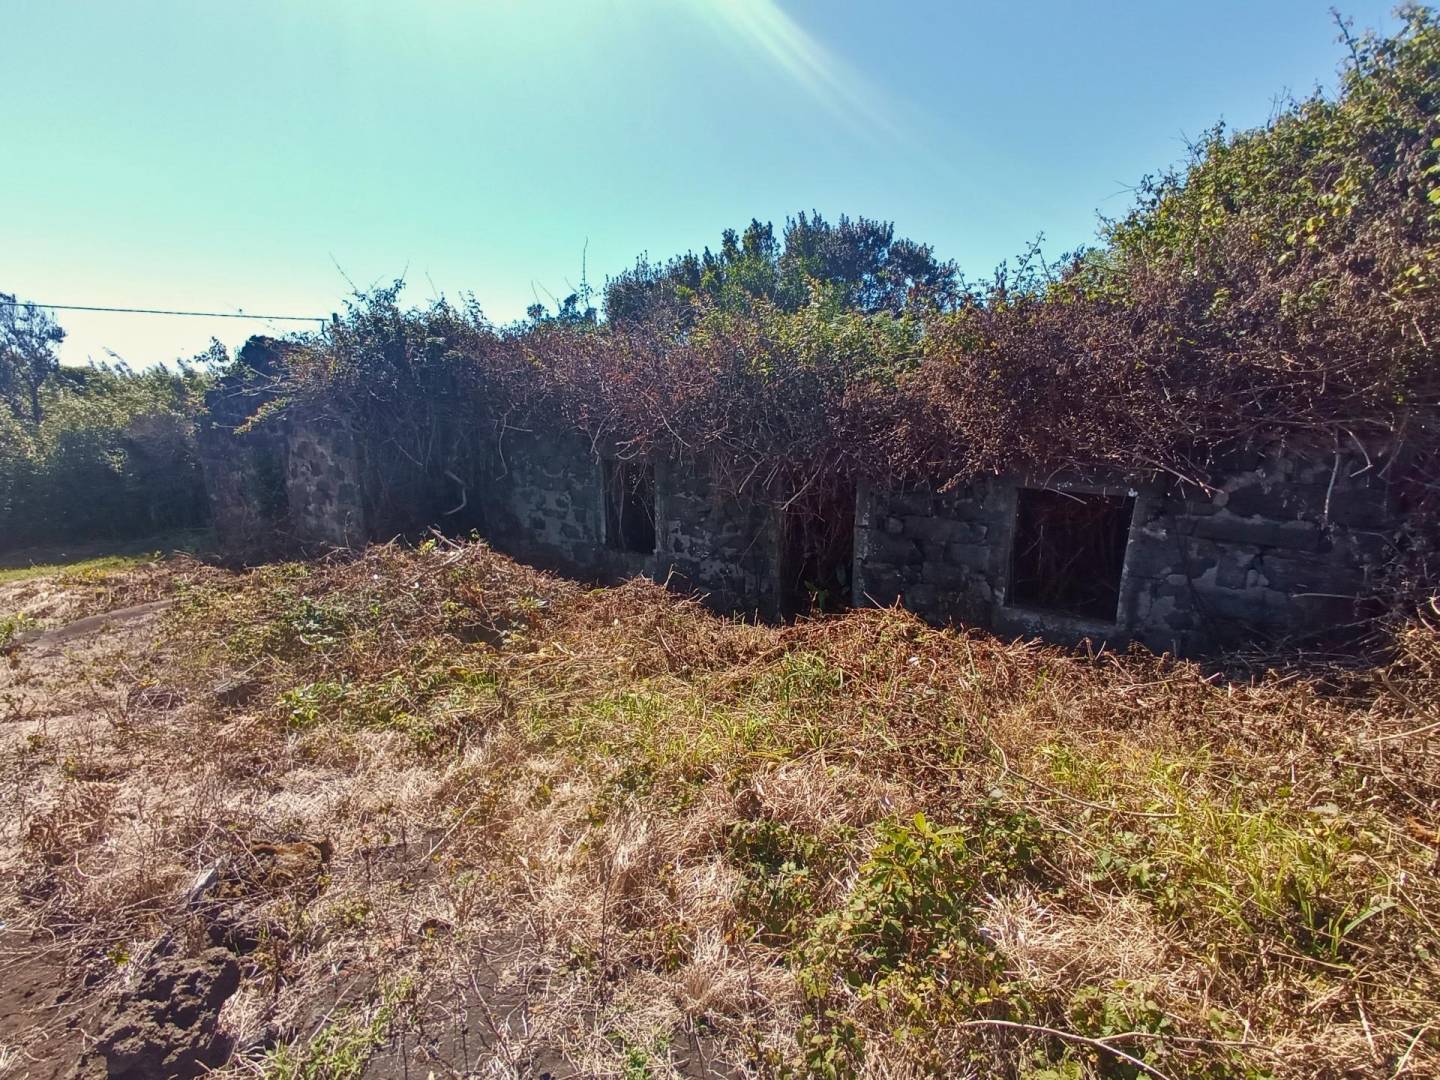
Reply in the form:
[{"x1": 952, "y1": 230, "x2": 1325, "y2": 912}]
[
  {"x1": 602, "y1": 212, "x2": 958, "y2": 324},
  {"x1": 0, "y1": 292, "x2": 64, "y2": 423}
]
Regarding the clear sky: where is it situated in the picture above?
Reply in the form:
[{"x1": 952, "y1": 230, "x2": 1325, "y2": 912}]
[{"x1": 2, "y1": 0, "x2": 1401, "y2": 367}]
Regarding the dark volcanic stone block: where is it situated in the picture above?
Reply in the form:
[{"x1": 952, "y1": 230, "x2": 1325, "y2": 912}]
[
  {"x1": 921, "y1": 562, "x2": 971, "y2": 589},
  {"x1": 1191, "y1": 514, "x2": 1323, "y2": 552},
  {"x1": 866, "y1": 534, "x2": 923, "y2": 565},
  {"x1": 945, "y1": 542, "x2": 993, "y2": 570}
]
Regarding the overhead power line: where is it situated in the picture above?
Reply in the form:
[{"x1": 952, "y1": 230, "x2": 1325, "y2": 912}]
[{"x1": 0, "y1": 299, "x2": 326, "y2": 325}]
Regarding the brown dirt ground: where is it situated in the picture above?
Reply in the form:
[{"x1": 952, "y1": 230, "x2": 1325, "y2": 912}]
[
  {"x1": 1, "y1": 562, "x2": 212, "y2": 1080},
  {"x1": 0, "y1": 932, "x2": 100, "y2": 1080}
]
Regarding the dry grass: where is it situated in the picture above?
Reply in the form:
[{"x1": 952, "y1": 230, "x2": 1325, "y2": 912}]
[{"x1": 1, "y1": 539, "x2": 1437, "y2": 1078}]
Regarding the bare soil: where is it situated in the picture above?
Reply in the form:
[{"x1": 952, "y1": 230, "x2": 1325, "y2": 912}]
[
  {"x1": 0, "y1": 932, "x2": 97, "y2": 1080},
  {"x1": 1, "y1": 558, "x2": 220, "y2": 1080}
]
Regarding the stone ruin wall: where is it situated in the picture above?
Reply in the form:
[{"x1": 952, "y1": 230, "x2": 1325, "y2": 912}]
[
  {"x1": 283, "y1": 423, "x2": 366, "y2": 551},
  {"x1": 477, "y1": 429, "x2": 784, "y2": 618},
  {"x1": 201, "y1": 418, "x2": 784, "y2": 617},
  {"x1": 198, "y1": 404, "x2": 365, "y2": 561},
  {"x1": 197, "y1": 338, "x2": 365, "y2": 562},
  {"x1": 201, "y1": 404, "x2": 1402, "y2": 655},
  {"x1": 855, "y1": 451, "x2": 1397, "y2": 654},
  {"x1": 196, "y1": 386, "x2": 289, "y2": 564}
]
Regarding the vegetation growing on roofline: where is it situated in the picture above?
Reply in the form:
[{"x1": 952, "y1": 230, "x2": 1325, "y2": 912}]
[
  {"x1": 912, "y1": 2, "x2": 1440, "y2": 484},
  {"x1": 218, "y1": 8, "x2": 1438, "y2": 612},
  {"x1": 263, "y1": 8, "x2": 1438, "y2": 484}
]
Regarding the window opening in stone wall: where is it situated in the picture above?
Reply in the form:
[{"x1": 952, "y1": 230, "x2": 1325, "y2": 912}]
[
  {"x1": 1008, "y1": 488, "x2": 1135, "y2": 621},
  {"x1": 603, "y1": 459, "x2": 656, "y2": 554}
]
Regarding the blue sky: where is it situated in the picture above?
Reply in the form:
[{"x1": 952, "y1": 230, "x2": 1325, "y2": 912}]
[{"x1": 2, "y1": 0, "x2": 1400, "y2": 367}]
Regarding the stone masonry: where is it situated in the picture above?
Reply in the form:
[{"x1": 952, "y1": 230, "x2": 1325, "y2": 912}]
[
  {"x1": 854, "y1": 451, "x2": 1398, "y2": 653},
  {"x1": 479, "y1": 429, "x2": 784, "y2": 618},
  {"x1": 198, "y1": 338, "x2": 368, "y2": 561},
  {"x1": 202, "y1": 362, "x2": 1404, "y2": 655}
]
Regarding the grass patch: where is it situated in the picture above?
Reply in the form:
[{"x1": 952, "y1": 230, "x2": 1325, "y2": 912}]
[
  {"x1": 0, "y1": 529, "x2": 212, "y2": 582},
  {"x1": 0, "y1": 552, "x2": 152, "y2": 585},
  {"x1": 0, "y1": 611, "x2": 38, "y2": 647},
  {"x1": 262, "y1": 976, "x2": 413, "y2": 1080},
  {"x1": 5, "y1": 538, "x2": 1437, "y2": 1078}
]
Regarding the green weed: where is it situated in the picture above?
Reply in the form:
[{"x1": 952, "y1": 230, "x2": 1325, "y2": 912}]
[
  {"x1": 262, "y1": 1014, "x2": 386, "y2": 1080},
  {"x1": 1092, "y1": 786, "x2": 1393, "y2": 961},
  {"x1": 262, "y1": 976, "x2": 413, "y2": 1080},
  {"x1": 0, "y1": 552, "x2": 149, "y2": 584},
  {"x1": 727, "y1": 818, "x2": 850, "y2": 943},
  {"x1": 0, "y1": 612, "x2": 37, "y2": 647}
]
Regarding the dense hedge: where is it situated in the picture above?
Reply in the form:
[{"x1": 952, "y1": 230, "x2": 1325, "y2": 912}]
[{"x1": 0, "y1": 361, "x2": 213, "y2": 551}]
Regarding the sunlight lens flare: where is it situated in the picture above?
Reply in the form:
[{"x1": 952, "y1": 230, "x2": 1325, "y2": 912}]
[{"x1": 687, "y1": 0, "x2": 902, "y2": 140}]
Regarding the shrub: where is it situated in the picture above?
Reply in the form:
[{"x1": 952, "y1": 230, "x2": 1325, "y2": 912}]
[{"x1": 0, "y1": 357, "x2": 215, "y2": 551}]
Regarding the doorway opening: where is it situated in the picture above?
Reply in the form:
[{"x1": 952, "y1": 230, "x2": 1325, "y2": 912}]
[
  {"x1": 782, "y1": 482, "x2": 856, "y2": 616},
  {"x1": 603, "y1": 459, "x2": 656, "y2": 554}
]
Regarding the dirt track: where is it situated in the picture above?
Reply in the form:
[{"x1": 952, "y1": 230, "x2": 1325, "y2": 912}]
[{"x1": 1, "y1": 567, "x2": 201, "y2": 1078}]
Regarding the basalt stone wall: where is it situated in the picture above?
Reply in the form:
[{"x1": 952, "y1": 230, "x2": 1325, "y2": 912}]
[
  {"x1": 196, "y1": 360, "x2": 291, "y2": 564},
  {"x1": 199, "y1": 415, "x2": 369, "y2": 561},
  {"x1": 196, "y1": 415, "x2": 289, "y2": 563},
  {"x1": 852, "y1": 477, "x2": 1008, "y2": 629},
  {"x1": 660, "y1": 455, "x2": 784, "y2": 619},
  {"x1": 855, "y1": 451, "x2": 1399, "y2": 655},
  {"x1": 478, "y1": 429, "x2": 783, "y2": 617},
  {"x1": 480, "y1": 428, "x2": 642, "y2": 580},
  {"x1": 208, "y1": 399, "x2": 1402, "y2": 654},
  {"x1": 199, "y1": 341, "x2": 370, "y2": 562},
  {"x1": 1125, "y1": 452, "x2": 1396, "y2": 651},
  {"x1": 284, "y1": 423, "x2": 367, "y2": 552}
]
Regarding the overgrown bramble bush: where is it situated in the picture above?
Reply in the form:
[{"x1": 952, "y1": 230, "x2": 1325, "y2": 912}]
[
  {"x1": 910, "y1": 6, "x2": 1440, "y2": 487},
  {"x1": 254, "y1": 12, "x2": 1438, "y2": 599}
]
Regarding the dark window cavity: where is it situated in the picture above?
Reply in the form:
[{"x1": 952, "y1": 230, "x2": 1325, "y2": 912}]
[
  {"x1": 1008, "y1": 488, "x2": 1135, "y2": 621},
  {"x1": 603, "y1": 459, "x2": 656, "y2": 554}
]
